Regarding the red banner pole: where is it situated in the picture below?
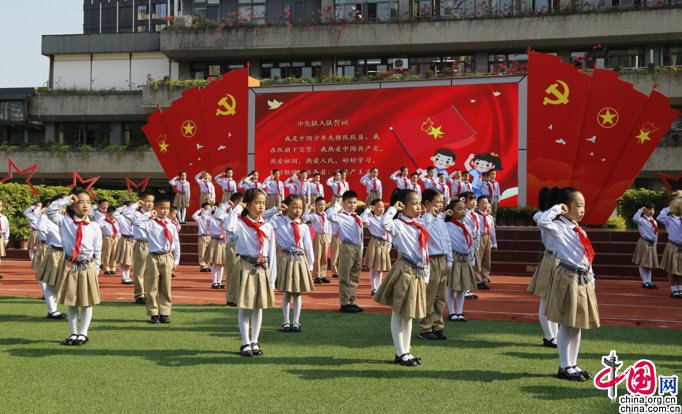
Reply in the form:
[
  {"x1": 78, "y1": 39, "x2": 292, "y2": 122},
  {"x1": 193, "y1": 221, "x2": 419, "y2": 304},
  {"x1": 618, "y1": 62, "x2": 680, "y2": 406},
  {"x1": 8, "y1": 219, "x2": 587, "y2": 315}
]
[{"x1": 389, "y1": 127, "x2": 419, "y2": 170}]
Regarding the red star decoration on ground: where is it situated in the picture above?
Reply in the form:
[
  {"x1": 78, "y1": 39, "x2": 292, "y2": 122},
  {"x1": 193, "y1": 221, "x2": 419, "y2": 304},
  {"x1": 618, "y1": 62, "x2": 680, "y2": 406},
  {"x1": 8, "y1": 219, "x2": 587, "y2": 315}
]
[
  {"x1": 65, "y1": 170, "x2": 100, "y2": 200},
  {"x1": 125, "y1": 177, "x2": 150, "y2": 193},
  {"x1": 657, "y1": 171, "x2": 682, "y2": 196},
  {"x1": 0, "y1": 158, "x2": 40, "y2": 195}
]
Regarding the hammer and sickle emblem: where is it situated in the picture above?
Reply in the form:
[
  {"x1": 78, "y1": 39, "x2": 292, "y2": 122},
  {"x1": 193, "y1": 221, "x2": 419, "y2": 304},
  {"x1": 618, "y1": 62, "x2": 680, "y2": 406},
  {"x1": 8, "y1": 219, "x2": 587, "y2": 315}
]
[
  {"x1": 543, "y1": 80, "x2": 570, "y2": 105},
  {"x1": 216, "y1": 94, "x2": 236, "y2": 116}
]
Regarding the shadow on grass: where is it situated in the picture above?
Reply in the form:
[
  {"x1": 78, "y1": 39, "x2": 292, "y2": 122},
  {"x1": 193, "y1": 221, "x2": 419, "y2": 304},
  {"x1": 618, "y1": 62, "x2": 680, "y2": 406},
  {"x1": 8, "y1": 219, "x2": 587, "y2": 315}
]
[
  {"x1": 285, "y1": 368, "x2": 540, "y2": 382},
  {"x1": 504, "y1": 351, "x2": 682, "y2": 363},
  {"x1": 520, "y1": 384, "x2": 606, "y2": 400}
]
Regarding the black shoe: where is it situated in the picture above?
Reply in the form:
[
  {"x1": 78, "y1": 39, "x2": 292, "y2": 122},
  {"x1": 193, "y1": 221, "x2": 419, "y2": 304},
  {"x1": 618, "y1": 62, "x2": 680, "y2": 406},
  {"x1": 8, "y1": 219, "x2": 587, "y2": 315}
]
[
  {"x1": 150, "y1": 315, "x2": 160, "y2": 324},
  {"x1": 63, "y1": 334, "x2": 78, "y2": 346},
  {"x1": 543, "y1": 338, "x2": 558, "y2": 348},
  {"x1": 122, "y1": 279, "x2": 134, "y2": 285},
  {"x1": 240, "y1": 344, "x2": 253, "y2": 357},
  {"x1": 394, "y1": 354, "x2": 417, "y2": 367},
  {"x1": 0, "y1": 275, "x2": 3, "y2": 279},
  {"x1": 135, "y1": 297, "x2": 147, "y2": 305},
  {"x1": 371, "y1": 289, "x2": 377, "y2": 296},
  {"x1": 434, "y1": 330, "x2": 447, "y2": 340},
  {"x1": 671, "y1": 291, "x2": 681, "y2": 298},
  {"x1": 314, "y1": 277, "x2": 322, "y2": 284},
  {"x1": 643, "y1": 282, "x2": 657, "y2": 289},
  {"x1": 291, "y1": 323, "x2": 301, "y2": 332},
  {"x1": 557, "y1": 367, "x2": 586, "y2": 381},
  {"x1": 211, "y1": 283, "x2": 220, "y2": 289},
  {"x1": 482, "y1": 283, "x2": 490, "y2": 290},
  {"x1": 332, "y1": 273, "x2": 339, "y2": 278},
  {"x1": 448, "y1": 313, "x2": 458, "y2": 321},
  {"x1": 172, "y1": 273, "x2": 176, "y2": 278},
  {"x1": 457, "y1": 314, "x2": 468, "y2": 322},
  {"x1": 476, "y1": 283, "x2": 485, "y2": 290},
  {"x1": 47, "y1": 312, "x2": 67, "y2": 319},
  {"x1": 219, "y1": 284, "x2": 226, "y2": 289},
  {"x1": 572, "y1": 366, "x2": 593, "y2": 380},
  {"x1": 649, "y1": 283, "x2": 658, "y2": 289},
  {"x1": 419, "y1": 332, "x2": 439, "y2": 340},
  {"x1": 159, "y1": 315, "x2": 170, "y2": 324},
  {"x1": 251, "y1": 343, "x2": 263, "y2": 356},
  {"x1": 410, "y1": 355, "x2": 423, "y2": 365},
  {"x1": 465, "y1": 292, "x2": 478, "y2": 300},
  {"x1": 320, "y1": 277, "x2": 331, "y2": 284},
  {"x1": 226, "y1": 301, "x2": 237, "y2": 307},
  {"x1": 200, "y1": 268, "x2": 210, "y2": 272},
  {"x1": 353, "y1": 304, "x2": 364, "y2": 312},
  {"x1": 339, "y1": 304, "x2": 359, "y2": 313},
  {"x1": 282, "y1": 323, "x2": 291, "y2": 332},
  {"x1": 73, "y1": 334, "x2": 88, "y2": 346}
]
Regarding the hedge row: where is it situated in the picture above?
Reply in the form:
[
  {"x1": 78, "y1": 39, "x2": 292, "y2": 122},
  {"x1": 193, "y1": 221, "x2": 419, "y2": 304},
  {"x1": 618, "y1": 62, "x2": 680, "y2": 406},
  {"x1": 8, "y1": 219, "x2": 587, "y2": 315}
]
[
  {"x1": 616, "y1": 188, "x2": 673, "y2": 229},
  {"x1": 0, "y1": 183, "x2": 140, "y2": 241}
]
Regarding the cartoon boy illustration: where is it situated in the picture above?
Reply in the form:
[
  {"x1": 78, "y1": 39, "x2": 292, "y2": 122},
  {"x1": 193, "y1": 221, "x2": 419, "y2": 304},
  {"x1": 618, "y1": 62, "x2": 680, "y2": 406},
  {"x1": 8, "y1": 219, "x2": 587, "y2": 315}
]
[
  {"x1": 430, "y1": 148, "x2": 457, "y2": 177},
  {"x1": 464, "y1": 152, "x2": 503, "y2": 194}
]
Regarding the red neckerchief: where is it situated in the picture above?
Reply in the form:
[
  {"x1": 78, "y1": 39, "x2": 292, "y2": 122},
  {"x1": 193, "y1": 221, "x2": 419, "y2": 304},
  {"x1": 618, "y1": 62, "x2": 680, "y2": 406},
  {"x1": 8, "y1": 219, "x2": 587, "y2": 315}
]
[
  {"x1": 372, "y1": 178, "x2": 377, "y2": 191},
  {"x1": 403, "y1": 177, "x2": 409, "y2": 188},
  {"x1": 335, "y1": 181, "x2": 342, "y2": 197},
  {"x1": 180, "y1": 180, "x2": 186, "y2": 195},
  {"x1": 572, "y1": 224, "x2": 595, "y2": 265},
  {"x1": 240, "y1": 215, "x2": 269, "y2": 264},
  {"x1": 152, "y1": 217, "x2": 173, "y2": 250},
  {"x1": 487, "y1": 182, "x2": 494, "y2": 196},
  {"x1": 468, "y1": 210, "x2": 479, "y2": 233},
  {"x1": 647, "y1": 216, "x2": 662, "y2": 237},
  {"x1": 452, "y1": 219, "x2": 473, "y2": 248},
  {"x1": 399, "y1": 217, "x2": 432, "y2": 264},
  {"x1": 457, "y1": 180, "x2": 462, "y2": 195},
  {"x1": 104, "y1": 217, "x2": 118, "y2": 239},
  {"x1": 342, "y1": 211, "x2": 362, "y2": 229},
  {"x1": 69, "y1": 216, "x2": 90, "y2": 265},
  {"x1": 476, "y1": 211, "x2": 491, "y2": 236},
  {"x1": 291, "y1": 219, "x2": 303, "y2": 246},
  {"x1": 316, "y1": 182, "x2": 322, "y2": 194},
  {"x1": 315, "y1": 211, "x2": 326, "y2": 229}
]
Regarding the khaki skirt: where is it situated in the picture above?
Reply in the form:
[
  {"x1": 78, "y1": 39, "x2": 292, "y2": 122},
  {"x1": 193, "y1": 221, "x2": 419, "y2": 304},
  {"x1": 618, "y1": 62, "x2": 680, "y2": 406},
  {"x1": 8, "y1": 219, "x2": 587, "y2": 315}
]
[
  {"x1": 544, "y1": 264, "x2": 600, "y2": 329},
  {"x1": 235, "y1": 258, "x2": 275, "y2": 309},
  {"x1": 35, "y1": 247, "x2": 66, "y2": 287},
  {"x1": 660, "y1": 242, "x2": 682, "y2": 276},
  {"x1": 173, "y1": 193, "x2": 189, "y2": 208},
  {"x1": 56, "y1": 259, "x2": 100, "y2": 307},
  {"x1": 474, "y1": 243, "x2": 483, "y2": 272},
  {"x1": 632, "y1": 238, "x2": 659, "y2": 268},
  {"x1": 27, "y1": 230, "x2": 39, "y2": 250},
  {"x1": 31, "y1": 242, "x2": 49, "y2": 271},
  {"x1": 275, "y1": 252, "x2": 315, "y2": 293},
  {"x1": 114, "y1": 237, "x2": 134, "y2": 265},
  {"x1": 527, "y1": 250, "x2": 560, "y2": 298},
  {"x1": 372, "y1": 259, "x2": 427, "y2": 319},
  {"x1": 330, "y1": 195, "x2": 342, "y2": 206},
  {"x1": 447, "y1": 256, "x2": 478, "y2": 292},
  {"x1": 221, "y1": 191, "x2": 233, "y2": 204},
  {"x1": 204, "y1": 238, "x2": 225, "y2": 265},
  {"x1": 0, "y1": 236, "x2": 5, "y2": 257},
  {"x1": 363, "y1": 237, "x2": 392, "y2": 271},
  {"x1": 266, "y1": 194, "x2": 282, "y2": 210},
  {"x1": 224, "y1": 241, "x2": 240, "y2": 302},
  {"x1": 365, "y1": 190, "x2": 381, "y2": 207},
  {"x1": 199, "y1": 193, "x2": 213, "y2": 207}
]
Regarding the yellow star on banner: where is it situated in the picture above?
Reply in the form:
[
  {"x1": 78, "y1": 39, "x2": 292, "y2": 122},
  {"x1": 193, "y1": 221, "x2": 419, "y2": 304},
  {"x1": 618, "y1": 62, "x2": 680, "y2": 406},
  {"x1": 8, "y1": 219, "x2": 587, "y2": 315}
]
[
  {"x1": 597, "y1": 108, "x2": 618, "y2": 128},
  {"x1": 159, "y1": 140, "x2": 169, "y2": 153},
  {"x1": 635, "y1": 129, "x2": 651, "y2": 144},
  {"x1": 427, "y1": 125, "x2": 444, "y2": 139},
  {"x1": 182, "y1": 120, "x2": 196, "y2": 138}
]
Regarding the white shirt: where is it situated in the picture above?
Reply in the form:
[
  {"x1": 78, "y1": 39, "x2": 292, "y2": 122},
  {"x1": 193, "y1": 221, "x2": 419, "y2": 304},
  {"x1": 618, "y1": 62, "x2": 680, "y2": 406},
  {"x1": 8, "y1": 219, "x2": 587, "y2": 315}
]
[
  {"x1": 390, "y1": 172, "x2": 411, "y2": 190},
  {"x1": 133, "y1": 212, "x2": 181, "y2": 265},
  {"x1": 37, "y1": 215, "x2": 62, "y2": 248},
  {"x1": 490, "y1": 181, "x2": 501, "y2": 202},
  {"x1": 360, "y1": 209, "x2": 392, "y2": 247},
  {"x1": 207, "y1": 207, "x2": 229, "y2": 240},
  {"x1": 538, "y1": 205, "x2": 593, "y2": 275},
  {"x1": 448, "y1": 177, "x2": 463, "y2": 196},
  {"x1": 359, "y1": 174, "x2": 382, "y2": 196},
  {"x1": 478, "y1": 180, "x2": 497, "y2": 200},
  {"x1": 326, "y1": 177, "x2": 349, "y2": 197},
  {"x1": 122, "y1": 204, "x2": 150, "y2": 242},
  {"x1": 238, "y1": 177, "x2": 262, "y2": 191},
  {"x1": 269, "y1": 215, "x2": 314, "y2": 269},
  {"x1": 192, "y1": 209, "x2": 212, "y2": 236},
  {"x1": 446, "y1": 219, "x2": 476, "y2": 266},
  {"x1": 633, "y1": 209, "x2": 659, "y2": 243},
  {"x1": 381, "y1": 207, "x2": 430, "y2": 283},
  {"x1": 657, "y1": 207, "x2": 682, "y2": 244},
  {"x1": 0, "y1": 214, "x2": 8, "y2": 241},
  {"x1": 419, "y1": 212, "x2": 453, "y2": 266},
  {"x1": 533, "y1": 211, "x2": 555, "y2": 252},
  {"x1": 475, "y1": 211, "x2": 497, "y2": 248},
  {"x1": 288, "y1": 174, "x2": 312, "y2": 200},
  {"x1": 435, "y1": 181, "x2": 450, "y2": 199},
  {"x1": 224, "y1": 204, "x2": 278, "y2": 288},
  {"x1": 23, "y1": 206, "x2": 39, "y2": 230},
  {"x1": 326, "y1": 203, "x2": 363, "y2": 246},
  {"x1": 101, "y1": 215, "x2": 120, "y2": 238},
  {"x1": 302, "y1": 209, "x2": 332, "y2": 237},
  {"x1": 308, "y1": 180, "x2": 325, "y2": 198},
  {"x1": 458, "y1": 181, "x2": 474, "y2": 193},
  {"x1": 406, "y1": 180, "x2": 422, "y2": 198},
  {"x1": 419, "y1": 173, "x2": 438, "y2": 190},
  {"x1": 26, "y1": 208, "x2": 45, "y2": 241},
  {"x1": 88, "y1": 207, "x2": 107, "y2": 224},
  {"x1": 117, "y1": 207, "x2": 134, "y2": 237},
  {"x1": 215, "y1": 175, "x2": 238, "y2": 194},
  {"x1": 46, "y1": 197, "x2": 102, "y2": 266},
  {"x1": 263, "y1": 177, "x2": 285, "y2": 198},
  {"x1": 169, "y1": 177, "x2": 191, "y2": 199},
  {"x1": 464, "y1": 209, "x2": 481, "y2": 248},
  {"x1": 194, "y1": 172, "x2": 216, "y2": 202}
]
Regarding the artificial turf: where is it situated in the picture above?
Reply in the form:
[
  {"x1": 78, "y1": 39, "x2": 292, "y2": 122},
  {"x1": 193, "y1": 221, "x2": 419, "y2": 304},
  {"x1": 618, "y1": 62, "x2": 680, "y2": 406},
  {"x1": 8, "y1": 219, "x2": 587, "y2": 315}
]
[{"x1": 1, "y1": 296, "x2": 680, "y2": 413}]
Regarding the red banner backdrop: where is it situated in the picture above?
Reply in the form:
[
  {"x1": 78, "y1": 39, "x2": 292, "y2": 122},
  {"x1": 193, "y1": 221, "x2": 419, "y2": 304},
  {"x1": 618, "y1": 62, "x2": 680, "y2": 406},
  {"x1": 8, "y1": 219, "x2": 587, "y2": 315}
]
[{"x1": 254, "y1": 83, "x2": 519, "y2": 206}]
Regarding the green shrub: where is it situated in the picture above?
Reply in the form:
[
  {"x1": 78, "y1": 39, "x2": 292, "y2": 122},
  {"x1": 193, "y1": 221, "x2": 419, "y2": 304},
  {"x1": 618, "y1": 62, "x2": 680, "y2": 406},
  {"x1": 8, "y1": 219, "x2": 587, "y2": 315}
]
[
  {"x1": 616, "y1": 188, "x2": 672, "y2": 229},
  {"x1": 604, "y1": 216, "x2": 626, "y2": 229},
  {"x1": 283, "y1": 77, "x2": 296, "y2": 84}
]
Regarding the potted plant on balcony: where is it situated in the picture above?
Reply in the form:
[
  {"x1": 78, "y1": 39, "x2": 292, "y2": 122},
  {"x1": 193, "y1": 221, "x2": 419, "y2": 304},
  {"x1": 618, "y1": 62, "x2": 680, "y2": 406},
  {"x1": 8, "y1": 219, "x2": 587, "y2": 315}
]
[{"x1": 9, "y1": 217, "x2": 30, "y2": 249}]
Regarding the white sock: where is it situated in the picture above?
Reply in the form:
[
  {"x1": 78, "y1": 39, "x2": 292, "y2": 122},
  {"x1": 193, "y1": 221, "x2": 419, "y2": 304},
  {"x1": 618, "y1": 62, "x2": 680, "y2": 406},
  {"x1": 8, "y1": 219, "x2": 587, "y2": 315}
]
[
  {"x1": 446, "y1": 287, "x2": 455, "y2": 315},
  {"x1": 179, "y1": 208, "x2": 186, "y2": 222},
  {"x1": 44, "y1": 283, "x2": 57, "y2": 314},
  {"x1": 456, "y1": 291, "x2": 465, "y2": 314},
  {"x1": 67, "y1": 306, "x2": 79, "y2": 335},
  {"x1": 216, "y1": 266, "x2": 224, "y2": 284},
  {"x1": 557, "y1": 325, "x2": 574, "y2": 372},
  {"x1": 250, "y1": 309, "x2": 263, "y2": 344},
  {"x1": 390, "y1": 311, "x2": 406, "y2": 357},
  {"x1": 639, "y1": 266, "x2": 650, "y2": 284},
  {"x1": 677, "y1": 285, "x2": 682, "y2": 291},
  {"x1": 282, "y1": 292, "x2": 292, "y2": 324},
  {"x1": 29, "y1": 250, "x2": 34, "y2": 261},
  {"x1": 79, "y1": 306, "x2": 93, "y2": 337},
  {"x1": 369, "y1": 269, "x2": 377, "y2": 291},
  {"x1": 211, "y1": 264, "x2": 218, "y2": 284},
  {"x1": 568, "y1": 327, "x2": 581, "y2": 367},
  {"x1": 672, "y1": 285, "x2": 677, "y2": 292},
  {"x1": 292, "y1": 293, "x2": 302, "y2": 324},
  {"x1": 401, "y1": 314, "x2": 412, "y2": 355},
  {"x1": 375, "y1": 272, "x2": 384, "y2": 289},
  {"x1": 538, "y1": 298, "x2": 553, "y2": 340},
  {"x1": 550, "y1": 321, "x2": 558, "y2": 342},
  {"x1": 238, "y1": 308, "x2": 250, "y2": 346}
]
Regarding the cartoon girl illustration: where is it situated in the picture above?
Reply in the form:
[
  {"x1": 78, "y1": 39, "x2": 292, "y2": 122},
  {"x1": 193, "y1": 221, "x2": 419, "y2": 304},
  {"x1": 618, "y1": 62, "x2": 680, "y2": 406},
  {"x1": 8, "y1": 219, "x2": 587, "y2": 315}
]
[{"x1": 464, "y1": 152, "x2": 503, "y2": 194}]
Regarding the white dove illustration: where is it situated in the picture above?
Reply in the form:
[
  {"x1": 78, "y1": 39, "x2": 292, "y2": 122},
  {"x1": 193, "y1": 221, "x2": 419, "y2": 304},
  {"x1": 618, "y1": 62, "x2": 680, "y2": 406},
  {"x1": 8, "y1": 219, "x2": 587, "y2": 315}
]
[
  {"x1": 493, "y1": 91, "x2": 501, "y2": 96},
  {"x1": 196, "y1": 144, "x2": 203, "y2": 150},
  {"x1": 268, "y1": 100, "x2": 283, "y2": 109},
  {"x1": 590, "y1": 152, "x2": 594, "y2": 156},
  {"x1": 548, "y1": 125, "x2": 553, "y2": 130},
  {"x1": 218, "y1": 145, "x2": 226, "y2": 151},
  {"x1": 470, "y1": 99, "x2": 476, "y2": 103},
  {"x1": 555, "y1": 139, "x2": 566, "y2": 145},
  {"x1": 586, "y1": 136, "x2": 596, "y2": 143},
  {"x1": 601, "y1": 158, "x2": 606, "y2": 162}
]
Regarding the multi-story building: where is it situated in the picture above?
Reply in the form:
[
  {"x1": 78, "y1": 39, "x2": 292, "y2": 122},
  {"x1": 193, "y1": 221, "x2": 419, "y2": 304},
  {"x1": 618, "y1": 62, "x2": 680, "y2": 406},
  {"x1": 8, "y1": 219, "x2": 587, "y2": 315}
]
[{"x1": 0, "y1": 0, "x2": 680, "y2": 191}]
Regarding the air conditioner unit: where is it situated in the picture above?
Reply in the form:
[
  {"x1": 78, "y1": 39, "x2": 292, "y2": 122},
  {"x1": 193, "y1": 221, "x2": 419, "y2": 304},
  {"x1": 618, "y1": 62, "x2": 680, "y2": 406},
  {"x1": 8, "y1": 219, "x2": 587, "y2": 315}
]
[{"x1": 392, "y1": 58, "x2": 409, "y2": 70}]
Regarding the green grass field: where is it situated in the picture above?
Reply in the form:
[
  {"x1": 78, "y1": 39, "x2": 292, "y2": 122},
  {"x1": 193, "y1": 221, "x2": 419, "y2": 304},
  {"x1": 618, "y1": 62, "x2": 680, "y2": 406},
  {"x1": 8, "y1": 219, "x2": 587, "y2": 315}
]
[{"x1": 1, "y1": 296, "x2": 680, "y2": 413}]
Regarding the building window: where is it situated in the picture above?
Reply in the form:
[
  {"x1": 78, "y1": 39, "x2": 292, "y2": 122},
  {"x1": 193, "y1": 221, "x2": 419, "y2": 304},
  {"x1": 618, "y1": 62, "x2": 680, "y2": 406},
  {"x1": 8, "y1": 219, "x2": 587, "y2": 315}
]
[
  {"x1": 152, "y1": 3, "x2": 168, "y2": 19},
  {"x1": 192, "y1": 62, "x2": 225, "y2": 79},
  {"x1": 336, "y1": 0, "x2": 397, "y2": 21},
  {"x1": 286, "y1": 1, "x2": 305, "y2": 18},
  {"x1": 261, "y1": 59, "x2": 322, "y2": 79},
  {"x1": 571, "y1": 46, "x2": 644, "y2": 69},
  {"x1": 336, "y1": 0, "x2": 363, "y2": 20},
  {"x1": 137, "y1": 5, "x2": 149, "y2": 20},
  {"x1": 662, "y1": 45, "x2": 682, "y2": 67},
  {"x1": 238, "y1": 0, "x2": 266, "y2": 22},
  {"x1": 489, "y1": 51, "x2": 555, "y2": 72},
  {"x1": 408, "y1": 56, "x2": 475, "y2": 75},
  {"x1": 58, "y1": 123, "x2": 112, "y2": 146},
  {"x1": 0, "y1": 101, "x2": 24, "y2": 123},
  {"x1": 125, "y1": 123, "x2": 148, "y2": 147}
]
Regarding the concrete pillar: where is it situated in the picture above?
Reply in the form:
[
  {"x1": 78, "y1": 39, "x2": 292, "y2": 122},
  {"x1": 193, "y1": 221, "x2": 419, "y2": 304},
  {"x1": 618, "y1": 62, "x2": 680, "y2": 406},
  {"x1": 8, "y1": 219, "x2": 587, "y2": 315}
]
[
  {"x1": 111, "y1": 122, "x2": 123, "y2": 146},
  {"x1": 557, "y1": 47, "x2": 571, "y2": 64},
  {"x1": 475, "y1": 50, "x2": 488, "y2": 73},
  {"x1": 321, "y1": 56, "x2": 334, "y2": 78},
  {"x1": 248, "y1": 58, "x2": 261, "y2": 78},
  {"x1": 645, "y1": 43, "x2": 659, "y2": 66},
  {"x1": 45, "y1": 122, "x2": 57, "y2": 143}
]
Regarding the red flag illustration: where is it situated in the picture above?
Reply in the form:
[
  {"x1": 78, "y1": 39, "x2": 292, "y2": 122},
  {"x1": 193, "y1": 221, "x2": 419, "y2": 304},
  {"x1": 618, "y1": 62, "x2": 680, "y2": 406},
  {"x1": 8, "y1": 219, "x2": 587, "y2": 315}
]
[
  {"x1": 199, "y1": 68, "x2": 250, "y2": 186},
  {"x1": 526, "y1": 53, "x2": 593, "y2": 206},
  {"x1": 586, "y1": 90, "x2": 680, "y2": 224},
  {"x1": 143, "y1": 109, "x2": 184, "y2": 192},
  {"x1": 570, "y1": 69, "x2": 648, "y2": 221},
  {"x1": 391, "y1": 105, "x2": 476, "y2": 159}
]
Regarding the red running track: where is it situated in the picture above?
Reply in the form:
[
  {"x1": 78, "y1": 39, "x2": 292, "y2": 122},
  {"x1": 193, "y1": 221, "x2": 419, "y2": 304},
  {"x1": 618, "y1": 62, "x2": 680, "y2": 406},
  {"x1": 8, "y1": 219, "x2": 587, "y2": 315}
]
[{"x1": 1, "y1": 260, "x2": 680, "y2": 329}]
